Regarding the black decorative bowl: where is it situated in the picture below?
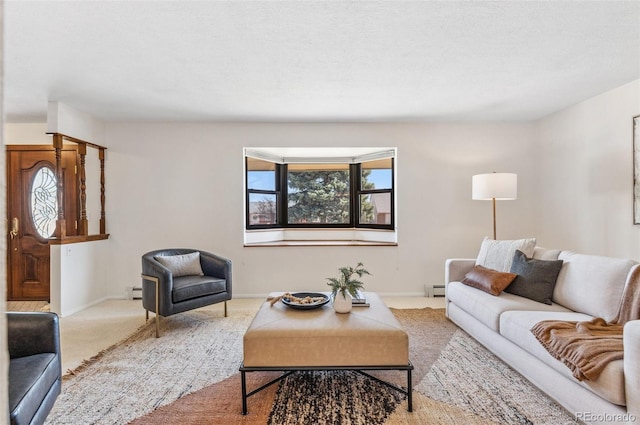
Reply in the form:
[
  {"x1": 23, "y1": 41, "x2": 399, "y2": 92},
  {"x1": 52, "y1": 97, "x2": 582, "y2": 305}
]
[{"x1": 281, "y1": 292, "x2": 330, "y2": 310}]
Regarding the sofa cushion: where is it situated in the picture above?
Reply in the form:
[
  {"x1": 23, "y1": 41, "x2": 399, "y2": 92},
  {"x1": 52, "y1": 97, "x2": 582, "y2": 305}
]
[
  {"x1": 172, "y1": 275, "x2": 226, "y2": 303},
  {"x1": 500, "y1": 310, "x2": 626, "y2": 406},
  {"x1": 475, "y1": 237, "x2": 536, "y2": 272},
  {"x1": 553, "y1": 252, "x2": 636, "y2": 322},
  {"x1": 9, "y1": 353, "x2": 60, "y2": 425},
  {"x1": 461, "y1": 265, "x2": 517, "y2": 296},
  {"x1": 155, "y1": 252, "x2": 204, "y2": 278},
  {"x1": 505, "y1": 250, "x2": 563, "y2": 305},
  {"x1": 446, "y1": 281, "x2": 571, "y2": 332},
  {"x1": 532, "y1": 247, "x2": 561, "y2": 260}
]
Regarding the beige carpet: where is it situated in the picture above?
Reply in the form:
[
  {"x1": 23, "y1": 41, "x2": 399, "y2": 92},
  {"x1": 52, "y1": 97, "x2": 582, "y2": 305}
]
[{"x1": 44, "y1": 306, "x2": 579, "y2": 425}]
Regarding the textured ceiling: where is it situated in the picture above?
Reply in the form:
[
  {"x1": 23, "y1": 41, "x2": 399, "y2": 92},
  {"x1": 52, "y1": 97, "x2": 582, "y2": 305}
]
[{"x1": 4, "y1": 1, "x2": 640, "y2": 123}]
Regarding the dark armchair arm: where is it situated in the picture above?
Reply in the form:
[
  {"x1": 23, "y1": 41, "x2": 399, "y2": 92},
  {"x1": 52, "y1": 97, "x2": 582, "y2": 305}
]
[
  {"x1": 141, "y1": 254, "x2": 173, "y2": 286},
  {"x1": 141, "y1": 254, "x2": 174, "y2": 315},
  {"x1": 7, "y1": 312, "x2": 60, "y2": 359},
  {"x1": 200, "y1": 251, "x2": 232, "y2": 296}
]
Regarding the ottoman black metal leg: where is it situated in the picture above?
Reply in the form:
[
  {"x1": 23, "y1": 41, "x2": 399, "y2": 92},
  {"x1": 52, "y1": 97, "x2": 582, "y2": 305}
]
[
  {"x1": 407, "y1": 368, "x2": 413, "y2": 412},
  {"x1": 241, "y1": 369, "x2": 247, "y2": 415}
]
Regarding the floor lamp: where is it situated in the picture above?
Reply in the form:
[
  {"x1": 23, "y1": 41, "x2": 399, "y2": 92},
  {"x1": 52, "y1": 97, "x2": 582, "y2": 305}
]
[{"x1": 472, "y1": 173, "x2": 517, "y2": 240}]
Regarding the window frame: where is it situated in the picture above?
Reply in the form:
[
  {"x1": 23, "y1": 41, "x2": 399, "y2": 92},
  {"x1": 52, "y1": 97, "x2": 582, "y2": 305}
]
[
  {"x1": 245, "y1": 151, "x2": 395, "y2": 232},
  {"x1": 283, "y1": 163, "x2": 355, "y2": 228},
  {"x1": 355, "y1": 158, "x2": 395, "y2": 230},
  {"x1": 245, "y1": 157, "x2": 281, "y2": 229}
]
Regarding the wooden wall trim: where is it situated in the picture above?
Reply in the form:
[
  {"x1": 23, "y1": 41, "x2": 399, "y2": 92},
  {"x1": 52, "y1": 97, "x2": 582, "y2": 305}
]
[{"x1": 49, "y1": 234, "x2": 110, "y2": 245}]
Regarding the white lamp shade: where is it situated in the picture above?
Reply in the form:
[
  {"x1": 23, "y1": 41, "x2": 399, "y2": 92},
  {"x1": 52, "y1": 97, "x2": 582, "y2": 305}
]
[{"x1": 472, "y1": 173, "x2": 517, "y2": 200}]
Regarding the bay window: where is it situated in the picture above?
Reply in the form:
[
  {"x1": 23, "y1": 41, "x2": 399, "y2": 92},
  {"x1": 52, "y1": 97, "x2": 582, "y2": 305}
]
[{"x1": 244, "y1": 147, "x2": 397, "y2": 245}]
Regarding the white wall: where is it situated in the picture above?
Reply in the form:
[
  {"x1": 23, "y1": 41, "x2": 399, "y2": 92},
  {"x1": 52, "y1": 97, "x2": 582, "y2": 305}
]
[
  {"x1": 50, "y1": 241, "x2": 110, "y2": 316},
  {"x1": 0, "y1": 137, "x2": 6, "y2": 425},
  {"x1": 1, "y1": 5, "x2": 8, "y2": 414},
  {"x1": 5, "y1": 122, "x2": 52, "y2": 145},
  {"x1": 47, "y1": 101, "x2": 106, "y2": 146},
  {"x1": 106, "y1": 122, "x2": 538, "y2": 297},
  {"x1": 536, "y1": 79, "x2": 640, "y2": 259}
]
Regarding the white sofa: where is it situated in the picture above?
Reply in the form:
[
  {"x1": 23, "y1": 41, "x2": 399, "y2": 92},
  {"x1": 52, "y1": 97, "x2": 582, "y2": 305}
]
[{"x1": 445, "y1": 247, "x2": 640, "y2": 425}]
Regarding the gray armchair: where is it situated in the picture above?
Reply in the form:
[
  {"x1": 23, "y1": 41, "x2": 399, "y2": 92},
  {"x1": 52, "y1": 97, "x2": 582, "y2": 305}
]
[
  {"x1": 8, "y1": 312, "x2": 62, "y2": 425},
  {"x1": 141, "y1": 248, "x2": 232, "y2": 337}
]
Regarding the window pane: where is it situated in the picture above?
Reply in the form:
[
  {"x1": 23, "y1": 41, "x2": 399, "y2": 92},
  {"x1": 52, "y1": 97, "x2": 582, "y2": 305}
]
[
  {"x1": 247, "y1": 158, "x2": 276, "y2": 191},
  {"x1": 287, "y1": 164, "x2": 350, "y2": 224},
  {"x1": 361, "y1": 158, "x2": 392, "y2": 190},
  {"x1": 30, "y1": 166, "x2": 58, "y2": 238},
  {"x1": 360, "y1": 193, "x2": 391, "y2": 225},
  {"x1": 248, "y1": 193, "x2": 277, "y2": 225}
]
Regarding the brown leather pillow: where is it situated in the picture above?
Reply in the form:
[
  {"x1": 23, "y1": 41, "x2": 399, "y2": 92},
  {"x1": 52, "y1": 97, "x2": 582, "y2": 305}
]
[{"x1": 461, "y1": 265, "x2": 517, "y2": 296}]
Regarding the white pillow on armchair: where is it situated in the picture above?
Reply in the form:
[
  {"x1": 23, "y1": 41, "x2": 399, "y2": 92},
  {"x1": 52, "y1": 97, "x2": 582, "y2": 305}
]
[{"x1": 155, "y1": 252, "x2": 205, "y2": 277}]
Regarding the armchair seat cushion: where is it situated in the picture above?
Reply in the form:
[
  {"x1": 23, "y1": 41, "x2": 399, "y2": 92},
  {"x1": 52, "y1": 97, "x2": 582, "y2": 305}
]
[
  {"x1": 172, "y1": 275, "x2": 227, "y2": 303},
  {"x1": 9, "y1": 353, "x2": 60, "y2": 425}
]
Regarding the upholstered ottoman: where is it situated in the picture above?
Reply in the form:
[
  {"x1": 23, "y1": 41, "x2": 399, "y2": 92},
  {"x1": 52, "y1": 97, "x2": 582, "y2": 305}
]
[{"x1": 240, "y1": 292, "x2": 412, "y2": 414}]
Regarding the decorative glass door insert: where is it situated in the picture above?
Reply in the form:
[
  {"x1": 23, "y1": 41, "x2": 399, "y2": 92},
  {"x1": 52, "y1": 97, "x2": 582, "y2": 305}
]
[{"x1": 30, "y1": 166, "x2": 58, "y2": 238}]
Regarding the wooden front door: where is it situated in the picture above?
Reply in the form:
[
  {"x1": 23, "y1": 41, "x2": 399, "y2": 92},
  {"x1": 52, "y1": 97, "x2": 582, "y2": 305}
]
[{"x1": 6, "y1": 146, "x2": 78, "y2": 301}]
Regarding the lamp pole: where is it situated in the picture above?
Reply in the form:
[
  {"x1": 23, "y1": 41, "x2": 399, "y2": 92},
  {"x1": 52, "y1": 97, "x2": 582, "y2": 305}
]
[{"x1": 492, "y1": 197, "x2": 497, "y2": 240}]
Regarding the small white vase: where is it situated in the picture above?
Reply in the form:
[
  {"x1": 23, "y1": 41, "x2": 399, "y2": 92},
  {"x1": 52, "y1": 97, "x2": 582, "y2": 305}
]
[{"x1": 333, "y1": 292, "x2": 352, "y2": 313}]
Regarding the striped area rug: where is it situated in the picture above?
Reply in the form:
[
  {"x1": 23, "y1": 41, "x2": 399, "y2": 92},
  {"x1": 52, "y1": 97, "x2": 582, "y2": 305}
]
[{"x1": 45, "y1": 306, "x2": 580, "y2": 425}]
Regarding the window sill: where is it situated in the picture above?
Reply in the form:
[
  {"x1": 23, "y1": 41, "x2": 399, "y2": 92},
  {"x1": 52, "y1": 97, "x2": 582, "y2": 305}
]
[
  {"x1": 244, "y1": 228, "x2": 397, "y2": 246},
  {"x1": 244, "y1": 240, "x2": 397, "y2": 247}
]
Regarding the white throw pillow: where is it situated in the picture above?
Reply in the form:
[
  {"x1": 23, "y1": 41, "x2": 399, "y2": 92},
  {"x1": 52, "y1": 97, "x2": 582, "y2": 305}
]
[
  {"x1": 553, "y1": 252, "x2": 635, "y2": 322},
  {"x1": 155, "y1": 252, "x2": 204, "y2": 277},
  {"x1": 475, "y1": 237, "x2": 536, "y2": 272}
]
